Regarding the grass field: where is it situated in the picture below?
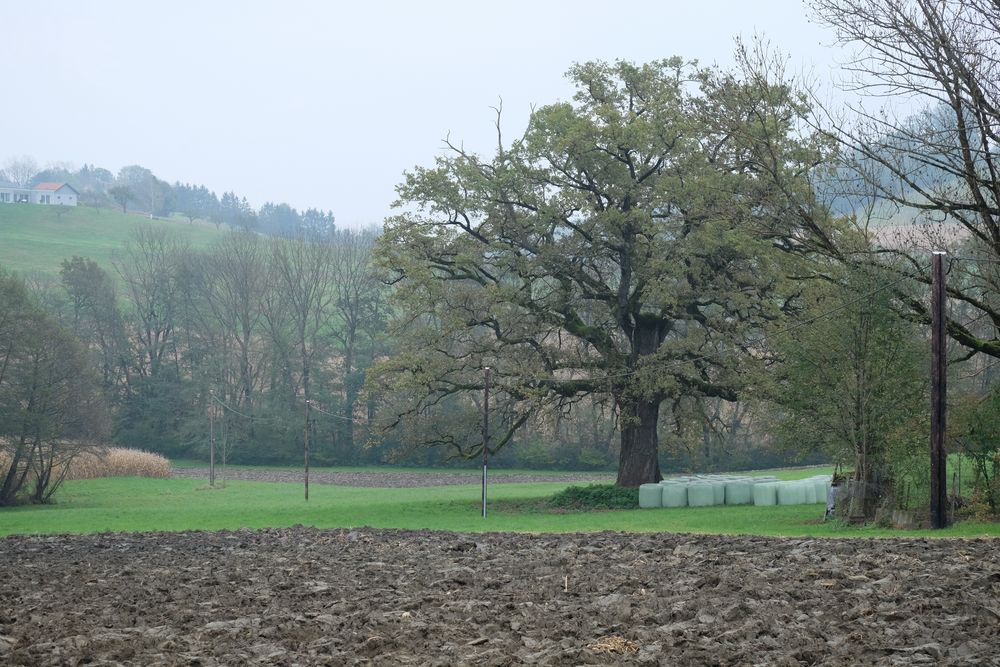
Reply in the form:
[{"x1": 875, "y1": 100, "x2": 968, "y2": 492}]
[
  {"x1": 0, "y1": 205, "x2": 226, "y2": 274},
  {"x1": 2, "y1": 474, "x2": 998, "y2": 539}
]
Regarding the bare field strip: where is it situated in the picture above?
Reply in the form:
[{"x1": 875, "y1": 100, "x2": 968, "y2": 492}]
[{"x1": 170, "y1": 467, "x2": 615, "y2": 487}]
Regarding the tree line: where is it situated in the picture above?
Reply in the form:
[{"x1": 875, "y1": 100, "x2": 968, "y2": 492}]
[
  {"x1": 0, "y1": 228, "x2": 393, "y2": 505},
  {"x1": 0, "y1": 157, "x2": 335, "y2": 237}
]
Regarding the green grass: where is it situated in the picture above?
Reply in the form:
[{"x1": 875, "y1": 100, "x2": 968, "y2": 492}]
[
  {"x1": 0, "y1": 205, "x2": 226, "y2": 275},
  {"x1": 2, "y1": 476, "x2": 997, "y2": 539},
  {"x1": 731, "y1": 465, "x2": 837, "y2": 481}
]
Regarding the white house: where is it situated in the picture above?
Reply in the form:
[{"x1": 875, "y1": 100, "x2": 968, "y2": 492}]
[{"x1": 0, "y1": 181, "x2": 79, "y2": 206}]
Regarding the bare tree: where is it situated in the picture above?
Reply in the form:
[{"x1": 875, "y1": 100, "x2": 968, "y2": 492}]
[
  {"x1": 60, "y1": 257, "x2": 131, "y2": 393},
  {"x1": 809, "y1": 0, "x2": 1000, "y2": 358},
  {"x1": 265, "y1": 235, "x2": 337, "y2": 409},
  {"x1": 184, "y1": 232, "x2": 272, "y2": 466},
  {"x1": 2, "y1": 155, "x2": 39, "y2": 188},
  {"x1": 114, "y1": 227, "x2": 187, "y2": 379},
  {"x1": 262, "y1": 234, "x2": 338, "y2": 489},
  {"x1": 328, "y1": 229, "x2": 385, "y2": 457},
  {"x1": 196, "y1": 232, "x2": 270, "y2": 410},
  {"x1": 108, "y1": 185, "x2": 134, "y2": 214}
]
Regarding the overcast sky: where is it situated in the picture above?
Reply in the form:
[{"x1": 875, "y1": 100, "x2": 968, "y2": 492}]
[{"x1": 1, "y1": 1, "x2": 846, "y2": 228}]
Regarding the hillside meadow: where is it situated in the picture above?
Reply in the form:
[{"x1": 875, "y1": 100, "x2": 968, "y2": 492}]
[{"x1": 0, "y1": 204, "x2": 225, "y2": 274}]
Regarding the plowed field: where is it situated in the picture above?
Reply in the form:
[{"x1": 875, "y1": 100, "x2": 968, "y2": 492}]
[{"x1": 2, "y1": 527, "x2": 998, "y2": 665}]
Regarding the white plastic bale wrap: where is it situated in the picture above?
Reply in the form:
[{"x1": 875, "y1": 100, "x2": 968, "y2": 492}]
[
  {"x1": 753, "y1": 482, "x2": 778, "y2": 505},
  {"x1": 661, "y1": 483, "x2": 689, "y2": 508},
  {"x1": 812, "y1": 478, "x2": 830, "y2": 503},
  {"x1": 712, "y1": 482, "x2": 726, "y2": 505},
  {"x1": 753, "y1": 476, "x2": 779, "y2": 484},
  {"x1": 639, "y1": 483, "x2": 663, "y2": 509},
  {"x1": 725, "y1": 481, "x2": 753, "y2": 505},
  {"x1": 802, "y1": 481, "x2": 818, "y2": 504},
  {"x1": 687, "y1": 483, "x2": 715, "y2": 507},
  {"x1": 777, "y1": 481, "x2": 807, "y2": 505}
]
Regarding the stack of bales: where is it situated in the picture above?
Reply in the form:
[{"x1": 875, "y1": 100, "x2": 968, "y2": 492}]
[
  {"x1": 639, "y1": 474, "x2": 833, "y2": 509},
  {"x1": 751, "y1": 475, "x2": 834, "y2": 506}
]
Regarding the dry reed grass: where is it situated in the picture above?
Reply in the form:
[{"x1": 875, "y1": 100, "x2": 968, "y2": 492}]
[{"x1": 0, "y1": 446, "x2": 170, "y2": 480}]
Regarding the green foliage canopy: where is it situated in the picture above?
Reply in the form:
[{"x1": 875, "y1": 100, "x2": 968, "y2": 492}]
[{"x1": 374, "y1": 55, "x2": 823, "y2": 485}]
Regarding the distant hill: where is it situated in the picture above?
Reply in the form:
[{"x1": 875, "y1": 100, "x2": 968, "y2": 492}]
[{"x1": 0, "y1": 205, "x2": 228, "y2": 275}]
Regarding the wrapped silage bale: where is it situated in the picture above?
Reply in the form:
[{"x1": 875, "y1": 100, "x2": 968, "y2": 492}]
[
  {"x1": 725, "y1": 480, "x2": 753, "y2": 505},
  {"x1": 707, "y1": 481, "x2": 723, "y2": 504},
  {"x1": 661, "y1": 483, "x2": 688, "y2": 508},
  {"x1": 753, "y1": 476, "x2": 780, "y2": 483},
  {"x1": 687, "y1": 483, "x2": 715, "y2": 507},
  {"x1": 802, "y1": 480, "x2": 818, "y2": 504},
  {"x1": 811, "y1": 478, "x2": 828, "y2": 503},
  {"x1": 753, "y1": 482, "x2": 778, "y2": 505},
  {"x1": 639, "y1": 483, "x2": 663, "y2": 508},
  {"x1": 777, "y1": 481, "x2": 807, "y2": 505}
]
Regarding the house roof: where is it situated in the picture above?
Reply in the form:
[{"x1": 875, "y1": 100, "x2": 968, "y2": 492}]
[{"x1": 33, "y1": 182, "x2": 79, "y2": 194}]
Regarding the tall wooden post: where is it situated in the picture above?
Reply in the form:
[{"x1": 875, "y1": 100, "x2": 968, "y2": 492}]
[
  {"x1": 930, "y1": 251, "x2": 949, "y2": 529},
  {"x1": 209, "y1": 405, "x2": 216, "y2": 487},
  {"x1": 482, "y1": 367, "x2": 491, "y2": 518},
  {"x1": 304, "y1": 399, "x2": 312, "y2": 502}
]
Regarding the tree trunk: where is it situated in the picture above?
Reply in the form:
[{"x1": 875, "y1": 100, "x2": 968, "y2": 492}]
[
  {"x1": 616, "y1": 396, "x2": 662, "y2": 486},
  {"x1": 341, "y1": 337, "x2": 355, "y2": 459}
]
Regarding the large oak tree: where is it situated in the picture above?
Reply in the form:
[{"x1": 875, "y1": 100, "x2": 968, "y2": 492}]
[{"x1": 374, "y1": 57, "x2": 819, "y2": 485}]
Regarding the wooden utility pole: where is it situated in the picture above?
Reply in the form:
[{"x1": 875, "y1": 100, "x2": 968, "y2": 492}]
[
  {"x1": 930, "y1": 251, "x2": 949, "y2": 529},
  {"x1": 482, "y1": 367, "x2": 491, "y2": 518},
  {"x1": 209, "y1": 404, "x2": 216, "y2": 487},
  {"x1": 304, "y1": 399, "x2": 312, "y2": 502}
]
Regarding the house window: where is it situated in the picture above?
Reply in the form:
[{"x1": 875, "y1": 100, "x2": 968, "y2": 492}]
[
  {"x1": 0, "y1": 193, "x2": 9, "y2": 203},
  {"x1": 40, "y1": 194, "x2": 51, "y2": 204}
]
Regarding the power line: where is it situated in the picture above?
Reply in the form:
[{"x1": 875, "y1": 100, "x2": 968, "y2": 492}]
[
  {"x1": 754, "y1": 272, "x2": 918, "y2": 344},
  {"x1": 305, "y1": 399, "x2": 368, "y2": 425},
  {"x1": 959, "y1": 308, "x2": 996, "y2": 329},
  {"x1": 950, "y1": 255, "x2": 1000, "y2": 264},
  {"x1": 488, "y1": 269, "x2": 922, "y2": 387},
  {"x1": 209, "y1": 392, "x2": 277, "y2": 422},
  {"x1": 209, "y1": 391, "x2": 368, "y2": 427}
]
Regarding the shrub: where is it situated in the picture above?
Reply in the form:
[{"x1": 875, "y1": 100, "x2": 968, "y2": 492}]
[
  {"x1": 63, "y1": 447, "x2": 171, "y2": 479},
  {"x1": 549, "y1": 484, "x2": 639, "y2": 510},
  {"x1": 0, "y1": 446, "x2": 170, "y2": 485}
]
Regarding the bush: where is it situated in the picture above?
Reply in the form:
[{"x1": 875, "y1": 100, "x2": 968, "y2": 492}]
[
  {"x1": 0, "y1": 446, "x2": 170, "y2": 485},
  {"x1": 549, "y1": 484, "x2": 639, "y2": 510},
  {"x1": 952, "y1": 392, "x2": 1000, "y2": 516},
  {"x1": 63, "y1": 447, "x2": 171, "y2": 479}
]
